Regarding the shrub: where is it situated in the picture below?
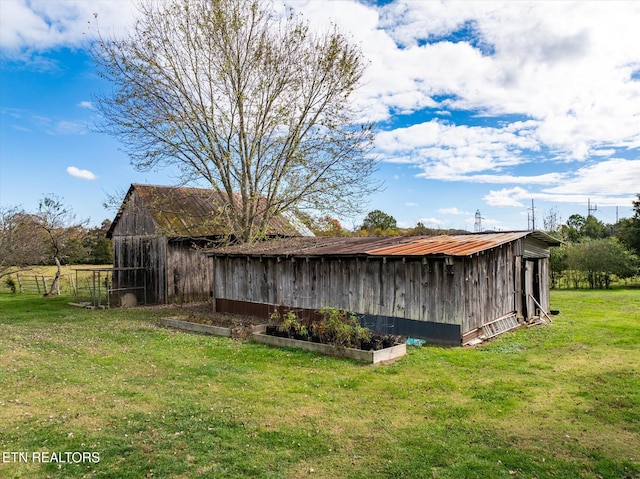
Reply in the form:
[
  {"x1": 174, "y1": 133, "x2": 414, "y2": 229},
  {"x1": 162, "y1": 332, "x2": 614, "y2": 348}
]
[
  {"x1": 4, "y1": 276, "x2": 17, "y2": 294},
  {"x1": 312, "y1": 308, "x2": 370, "y2": 348},
  {"x1": 270, "y1": 310, "x2": 308, "y2": 339}
]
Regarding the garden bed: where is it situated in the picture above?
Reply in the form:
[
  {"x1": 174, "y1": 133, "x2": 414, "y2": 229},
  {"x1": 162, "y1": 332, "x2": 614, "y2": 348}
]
[
  {"x1": 158, "y1": 317, "x2": 234, "y2": 337},
  {"x1": 157, "y1": 315, "x2": 265, "y2": 340},
  {"x1": 252, "y1": 332, "x2": 406, "y2": 364}
]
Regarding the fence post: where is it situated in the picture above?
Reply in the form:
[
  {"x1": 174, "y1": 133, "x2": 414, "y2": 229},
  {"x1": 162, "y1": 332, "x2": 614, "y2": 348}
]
[
  {"x1": 92, "y1": 272, "x2": 96, "y2": 306},
  {"x1": 70, "y1": 270, "x2": 77, "y2": 297},
  {"x1": 97, "y1": 271, "x2": 102, "y2": 308}
]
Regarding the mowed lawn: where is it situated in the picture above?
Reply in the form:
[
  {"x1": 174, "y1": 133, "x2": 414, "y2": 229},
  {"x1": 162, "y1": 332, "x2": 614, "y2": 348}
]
[{"x1": 0, "y1": 290, "x2": 638, "y2": 478}]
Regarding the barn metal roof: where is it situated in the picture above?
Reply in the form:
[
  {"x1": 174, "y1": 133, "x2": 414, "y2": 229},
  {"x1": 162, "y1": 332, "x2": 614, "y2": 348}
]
[
  {"x1": 209, "y1": 231, "x2": 561, "y2": 258},
  {"x1": 107, "y1": 184, "x2": 312, "y2": 238}
]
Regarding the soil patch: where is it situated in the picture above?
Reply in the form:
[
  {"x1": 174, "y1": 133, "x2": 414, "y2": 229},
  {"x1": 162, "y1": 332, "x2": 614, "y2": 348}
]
[{"x1": 148, "y1": 301, "x2": 264, "y2": 340}]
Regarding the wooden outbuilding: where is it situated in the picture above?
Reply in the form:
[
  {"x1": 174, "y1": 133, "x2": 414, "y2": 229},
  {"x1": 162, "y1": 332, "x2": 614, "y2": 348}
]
[
  {"x1": 107, "y1": 184, "x2": 311, "y2": 305},
  {"x1": 208, "y1": 232, "x2": 561, "y2": 345}
]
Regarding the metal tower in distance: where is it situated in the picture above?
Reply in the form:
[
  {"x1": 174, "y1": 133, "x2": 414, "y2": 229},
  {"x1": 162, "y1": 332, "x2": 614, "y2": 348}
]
[{"x1": 474, "y1": 210, "x2": 483, "y2": 232}]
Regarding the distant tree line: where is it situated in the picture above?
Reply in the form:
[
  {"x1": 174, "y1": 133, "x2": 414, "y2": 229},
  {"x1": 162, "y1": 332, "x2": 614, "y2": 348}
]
[
  {"x1": 302, "y1": 196, "x2": 640, "y2": 290},
  {"x1": 3, "y1": 194, "x2": 638, "y2": 292},
  {"x1": 1, "y1": 197, "x2": 113, "y2": 286},
  {"x1": 299, "y1": 209, "x2": 467, "y2": 238},
  {"x1": 546, "y1": 196, "x2": 640, "y2": 289}
]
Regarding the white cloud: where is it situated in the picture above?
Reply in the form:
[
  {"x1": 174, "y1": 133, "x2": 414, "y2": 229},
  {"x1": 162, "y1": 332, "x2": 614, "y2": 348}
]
[
  {"x1": 50, "y1": 120, "x2": 87, "y2": 135},
  {"x1": 5, "y1": 0, "x2": 639, "y2": 213},
  {"x1": 484, "y1": 157, "x2": 638, "y2": 208},
  {"x1": 543, "y1": 159, "x2": 640, "y2": 197},
  {"x1": 416, "y1": 217, "x2": 446, "y2": 227},
  {"x1": 67, "y1": 166, "x2": 97, "y2": 180},
  {"x1": 376, "y1": 119, "x2": 540, "y2": 180},
  {"x1": 78, "y1": 101, "x2": 94, "y2": 110},
  {"x1": 405, "y1": 202, "x2": 418, "y2": 207},
  {"x1": 484, "y1": 187, "x2": 529, "y2": 207},
  {"x1": 0, "y1": 0, "x2": 136, "y2": 53},
  {"x1": 438, "y1": 207, "x2": 471, "y2": 215}
]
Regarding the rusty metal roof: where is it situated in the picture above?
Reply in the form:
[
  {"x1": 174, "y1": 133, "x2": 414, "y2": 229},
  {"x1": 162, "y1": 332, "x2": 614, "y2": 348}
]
[
  {"x1": 209, "y1": 231, "x2": 560, "y2": 258},
  {"x1": 108, "y1": 184, "x2": 309, "y2": 238},
  {"x1": 367, "y1": 232, "x2": 538, "y2": 256}
]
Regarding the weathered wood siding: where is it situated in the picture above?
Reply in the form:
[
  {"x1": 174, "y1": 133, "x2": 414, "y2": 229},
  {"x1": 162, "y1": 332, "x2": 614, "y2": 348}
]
[
  {"x1": 212, "y1": 253, "x2": 517, "y2": 333},
  {"x1": 112, "y1": 236, "x2": 167, "y2": 304},
  {"x1": 166, "y1": 240, "x2": 213, "y2": 303},
  {"x1": 109, "y1": 190, "x2": 156, "y2": 236},
  {"x1": 110, "y1": 190, "x2": 169, "y2": 304},
  {"x1": 211, "y1": 239, "x2": 528, "y2": 335},
  {"x1": 461, "y1": 244, "x2": 518, "y2": 333},
  {"x1": 110, "y1": 190, "x2": 213, "y2": 304},
  {"x1": 538, "y1": 257, "x2": 550, "y2": 312}
]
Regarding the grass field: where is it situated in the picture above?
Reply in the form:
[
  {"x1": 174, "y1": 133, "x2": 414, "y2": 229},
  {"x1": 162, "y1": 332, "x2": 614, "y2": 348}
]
[
  {"x1": 2, "y1": 265, "x2": 112, "y2": 300},
  {"x1": 0, "y1": 290, "x2": 638, "y2": 478}
]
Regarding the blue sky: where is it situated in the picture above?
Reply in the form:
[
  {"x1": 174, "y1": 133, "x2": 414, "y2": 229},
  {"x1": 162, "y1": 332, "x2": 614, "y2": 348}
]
[{"x1": 1, "y1": 0, "x2": 639, "y2": 230}]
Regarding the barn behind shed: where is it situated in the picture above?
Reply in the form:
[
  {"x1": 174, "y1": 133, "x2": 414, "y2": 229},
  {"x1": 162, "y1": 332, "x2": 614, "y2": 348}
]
[
  {"x1": 107, "y1": 184, "x2": 311, "y2": 305},
  {"x1": 208, "y1": 232, "x2": 561, "y2": 345}
]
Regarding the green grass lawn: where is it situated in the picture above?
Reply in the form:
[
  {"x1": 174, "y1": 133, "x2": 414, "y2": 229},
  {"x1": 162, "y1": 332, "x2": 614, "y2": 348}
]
[{"x1": 0, "y1": 290, "x2": 638, "y2": 478}]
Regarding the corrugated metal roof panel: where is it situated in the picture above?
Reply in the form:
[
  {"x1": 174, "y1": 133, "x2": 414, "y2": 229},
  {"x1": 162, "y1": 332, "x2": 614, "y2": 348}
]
[
  {"x1": 208, "y1": 231, "x2": 560, "y2": 258},
  {"x1": 366, "y1": 232, "x2": 531, "y2": 256}
]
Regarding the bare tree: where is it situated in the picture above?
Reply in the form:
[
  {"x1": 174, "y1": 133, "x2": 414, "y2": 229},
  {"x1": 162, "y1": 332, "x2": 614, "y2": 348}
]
[
  {"x1": 91, "y1": 0, "x2": 378, "y2": 243},
  {"x1": 34, "y1": 196, "x2": 87, "y2": 296},
  {"x1": 542, "y1": 206, "x2": 562, "y2": 234}
]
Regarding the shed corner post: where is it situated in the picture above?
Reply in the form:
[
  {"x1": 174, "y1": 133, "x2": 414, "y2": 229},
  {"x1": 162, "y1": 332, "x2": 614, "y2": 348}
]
[{"x1": 514, "y1": 254, "x2": 524, "y2": 321}]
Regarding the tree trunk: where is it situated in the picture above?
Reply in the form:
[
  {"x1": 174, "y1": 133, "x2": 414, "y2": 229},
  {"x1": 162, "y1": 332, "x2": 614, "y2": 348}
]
[{"x1": 47, "y1": 257, "x2": 62, "y2": 296}]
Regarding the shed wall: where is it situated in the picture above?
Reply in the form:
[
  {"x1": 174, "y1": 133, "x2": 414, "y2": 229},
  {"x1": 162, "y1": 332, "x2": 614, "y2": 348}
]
[
  {"x1": 461, "y1": 243, "x2": 518, "y2": 333},
  {"x1": 109, "y1": 190, "x2": 157, "y2": 236},
  {"x1": 211, "y1": 241, "x2": 525, "y2": 339},
  {"x1": 112, "y1": 236, "x2": 167, "y2": 304},
  {"x1": 166, "y1": 240, "x2": 213, "y2": 303}
]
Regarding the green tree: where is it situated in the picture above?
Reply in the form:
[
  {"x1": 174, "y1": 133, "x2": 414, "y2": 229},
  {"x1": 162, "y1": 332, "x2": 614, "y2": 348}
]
[
  {"x1": 549, "y1": 243, "x2": 567, "y2": 289},
  {"x1": 408, "y1": 221, "x2": 435, "y2": 236},
  {"x1": 92, "y1": 0, "x2": 378, "y2": 243},
  {"x1": 618, "y1": 194, "x2": 640, "y2": 255},
  {"x1": 563, "y1": 214, "x2": 586, "y2": 242},
  {"x1": 582, "y1": 215, "x2": 607, "y2": 239},
  {"x1": 361, "y1": 209, "x2": 397, "y2": 235},
  {"x1": 83, "y1": 220, "x2": 114, "y2": 264},
  {"x1": 565, "y1": 238, "x2": 638, "y2": 289}
]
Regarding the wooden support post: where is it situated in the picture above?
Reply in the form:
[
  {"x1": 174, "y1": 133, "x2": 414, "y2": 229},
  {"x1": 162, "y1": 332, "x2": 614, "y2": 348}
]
[{"x1": 528, "y1": 294, "x2": 553, "y2": 323}]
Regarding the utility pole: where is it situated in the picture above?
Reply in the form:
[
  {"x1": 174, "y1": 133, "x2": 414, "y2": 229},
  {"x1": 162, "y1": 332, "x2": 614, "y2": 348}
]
[{"x1": 529, "y1": 199, "x2": 536, "y2": 230}]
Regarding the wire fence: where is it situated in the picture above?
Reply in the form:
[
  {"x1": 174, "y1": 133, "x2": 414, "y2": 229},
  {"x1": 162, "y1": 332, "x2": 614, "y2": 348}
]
[
  {"x1": 11, "y1": 271, "x2": 77, "y2": 296},
  {"x1": 2, "y1": 266, "x2": 111, "y2": 306},
  {"x1": 2, "y1": 266, "x2": 149, "y2": 308}
]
